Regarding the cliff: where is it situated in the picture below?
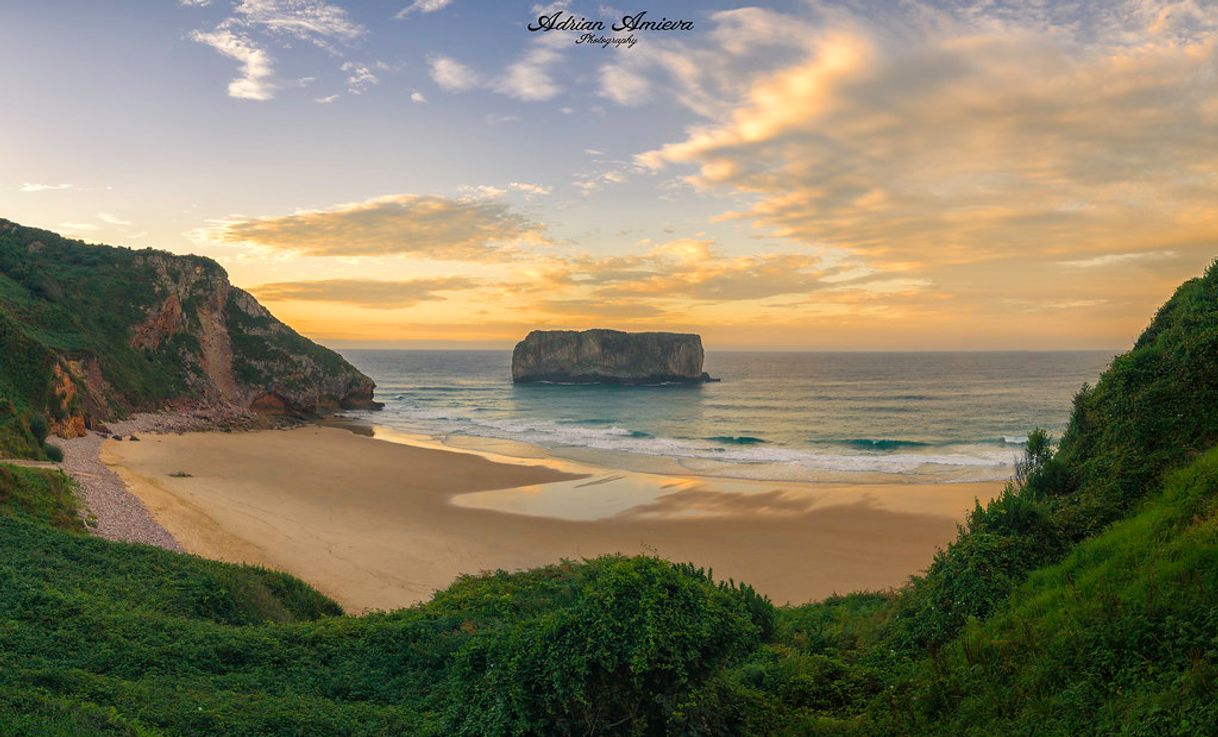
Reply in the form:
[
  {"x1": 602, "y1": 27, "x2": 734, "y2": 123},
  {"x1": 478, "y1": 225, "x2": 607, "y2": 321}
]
[
  {"x1": 0, "y1": 219, "x2": 378, "y2": 457},
  {"x1": 511, "y1": 329, "x2": 713, "y2": 384}
]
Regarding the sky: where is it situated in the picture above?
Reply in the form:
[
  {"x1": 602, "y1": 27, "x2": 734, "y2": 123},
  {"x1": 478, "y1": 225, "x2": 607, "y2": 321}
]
[{"x1": 1, "y1": 0, "x2": 1216, "y2": 350}]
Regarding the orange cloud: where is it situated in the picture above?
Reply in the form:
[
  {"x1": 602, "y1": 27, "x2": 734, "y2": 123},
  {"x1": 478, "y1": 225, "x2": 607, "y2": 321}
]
[
  {"x1": 250, "y1": 277, "x2": 479, "y2": 308},
  {"x1": 209, "y1": 194, "x2": 547, "y2": 259}
]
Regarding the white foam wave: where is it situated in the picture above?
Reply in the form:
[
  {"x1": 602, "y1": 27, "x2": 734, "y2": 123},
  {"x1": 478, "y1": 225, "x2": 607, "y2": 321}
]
[{"x1": 367, "y1": 405, "x2": 1021, "y2": 479}]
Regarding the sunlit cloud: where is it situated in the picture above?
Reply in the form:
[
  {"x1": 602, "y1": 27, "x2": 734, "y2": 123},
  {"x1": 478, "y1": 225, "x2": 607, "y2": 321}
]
[
  {"x1": 250, "y1": 277, "x2": 479, "y2": 307},
  {"x1": 57, "y1": 222, "x2": 100, "y2": 233},
  {"x1": 509, "y1": 182, "x2": 552, "y2": 196},
  {"x1": 534, "y1": 298, "x2": 670, "y2": 321},
  {"x1": 1059, "y1": 251, "x2": 1180, "y2": 269},
  {"x1": 188, "y1": 28, "x2": 278, "y2": 100},
  {"x1": 96, "y1": 212, "x2": 132, "y2": 226},
  {"x1": 623, "y1": 2, "x2": 1218, "y2": 337},
  {"x1": 20, "y1": 182, "x2": 76, "y2": 192},
  {"x1": 519, "y1": 239, "x2": 874, "y2": 305},
  {"x1": 205, "y1": 194, "x2": 547, "y2": 259}
]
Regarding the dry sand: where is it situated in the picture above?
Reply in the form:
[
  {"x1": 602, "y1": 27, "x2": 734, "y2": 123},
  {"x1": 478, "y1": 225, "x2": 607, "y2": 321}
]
[{"x1": 103, "y1": 425, "x2": 1002, "y2": 613}]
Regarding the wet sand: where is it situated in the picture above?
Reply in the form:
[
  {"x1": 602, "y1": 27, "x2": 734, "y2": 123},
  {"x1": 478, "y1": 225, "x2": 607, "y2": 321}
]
[{"x1": 103, "y1": 425, "x2": 1001, "y2": 613}]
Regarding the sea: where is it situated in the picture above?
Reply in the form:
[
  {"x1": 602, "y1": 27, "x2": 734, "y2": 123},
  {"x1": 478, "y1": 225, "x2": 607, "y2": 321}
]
[{"x1": 339, "y1": 350, "x2": 1115, "y2": 484}]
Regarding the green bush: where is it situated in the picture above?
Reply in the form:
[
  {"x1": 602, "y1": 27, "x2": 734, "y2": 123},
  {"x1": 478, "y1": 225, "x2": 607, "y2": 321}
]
[
  {"x1": 443, "y1": 556, "x2": 767, "y2": 736},
  {"x1": 42, "y1": 443, "x2": 63, "y2": 463},
  {"x1": 28, "y1": 414, "x2": 49, "y2": 445}
]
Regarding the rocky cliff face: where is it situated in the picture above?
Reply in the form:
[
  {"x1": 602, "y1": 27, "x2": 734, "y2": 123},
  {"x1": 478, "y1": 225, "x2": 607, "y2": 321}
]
[
  {"x1": 512, "y1": 329, "x2": 713, "y2": 384},
  {"x1": 0, "y1": 219, "x2": 378, "y2": 448}
]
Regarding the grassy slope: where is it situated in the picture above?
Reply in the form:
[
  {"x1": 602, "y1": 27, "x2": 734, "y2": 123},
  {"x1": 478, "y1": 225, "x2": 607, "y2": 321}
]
[{"x1": 906, "y1": 448, "x2": 1218, "y2": 736}]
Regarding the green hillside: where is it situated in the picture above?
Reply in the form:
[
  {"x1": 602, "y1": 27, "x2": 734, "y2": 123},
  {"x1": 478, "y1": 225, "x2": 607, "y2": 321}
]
[
  {"x1": 2, "y1": 261, "x2": 1217, "y2": 735},
  {"x1": 0, "y1": 220, "x2": 376, "y2": 460}
]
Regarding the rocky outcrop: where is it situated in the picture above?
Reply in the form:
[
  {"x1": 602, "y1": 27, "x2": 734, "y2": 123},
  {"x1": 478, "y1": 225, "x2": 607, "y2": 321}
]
[
  {"x1": 0, "y1": 219, "x2": 380, "y2": 443},
  {"x1": 123, "y1": 253, "x2": 381, "y2": 416},
  {"x1": 512, "y1": 329, "x2": 714, "y2": 385}
]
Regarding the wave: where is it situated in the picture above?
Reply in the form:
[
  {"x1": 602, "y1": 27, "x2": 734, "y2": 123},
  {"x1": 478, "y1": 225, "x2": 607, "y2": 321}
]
[
  {"x1": 1002, "y1": 435, "x2": 1029, "y2": 445},
  {"x1": 838, "y1": 438, "x2": 932, "y2": 450},
  {"x1": 706, "y1": 435, "x2": 769, "y2": 445},
  {"x1": 361, "y1": 405, "x2": 1021, "y2": 479}
]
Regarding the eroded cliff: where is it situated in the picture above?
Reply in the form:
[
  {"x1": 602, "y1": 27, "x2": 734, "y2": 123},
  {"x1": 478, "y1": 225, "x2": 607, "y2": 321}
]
[{"x1": 0, "y1": 219, "x2": 378, "y2": 454}]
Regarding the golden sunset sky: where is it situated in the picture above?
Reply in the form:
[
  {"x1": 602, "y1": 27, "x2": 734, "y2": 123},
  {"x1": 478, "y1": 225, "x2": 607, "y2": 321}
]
[{"x1": 3, "y1": 1, "x2": 1216, "y2": 349}]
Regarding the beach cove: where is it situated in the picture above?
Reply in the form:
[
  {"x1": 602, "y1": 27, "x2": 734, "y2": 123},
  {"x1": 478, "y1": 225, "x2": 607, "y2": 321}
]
[{"x1": 102, "y1": 423, "x2": 1002, "y2": 612}]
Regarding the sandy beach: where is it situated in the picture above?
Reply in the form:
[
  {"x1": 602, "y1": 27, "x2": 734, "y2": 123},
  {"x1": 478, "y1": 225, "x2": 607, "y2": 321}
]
[{"x1": 103, "y1": 425, "x2": 1002, "y2": 612}]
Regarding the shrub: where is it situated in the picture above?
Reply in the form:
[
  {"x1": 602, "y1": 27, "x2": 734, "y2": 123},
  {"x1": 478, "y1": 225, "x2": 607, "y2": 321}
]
[
  {"x1": 28, "y1": 414, "x2": 48, "y2": 445},
  {"x1": 42, "y1": 443, "x2": 63, "y2": 463},
  {"x1": 444, "y1": 556, "x2": 766, "y2": 736}
]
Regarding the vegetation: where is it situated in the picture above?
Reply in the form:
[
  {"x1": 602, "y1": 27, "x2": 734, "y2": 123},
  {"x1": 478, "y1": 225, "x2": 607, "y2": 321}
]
[
  {"x1": 2, "y1": 257, "x2": 1217, "y2": 734},
  {"x1": 0, "y1": 219, "x2": 371, "y2": 457}
]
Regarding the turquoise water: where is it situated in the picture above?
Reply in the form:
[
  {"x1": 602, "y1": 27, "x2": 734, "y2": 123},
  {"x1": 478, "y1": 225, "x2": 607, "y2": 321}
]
[{"x1": 339, "y1": 350, "x2": 1114, "y2": 483}]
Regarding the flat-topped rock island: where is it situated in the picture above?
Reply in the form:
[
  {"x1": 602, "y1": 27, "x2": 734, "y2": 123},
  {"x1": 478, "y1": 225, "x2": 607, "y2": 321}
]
[{"x1": 511, "y1": 329, "x2": 717, "y2": 384}]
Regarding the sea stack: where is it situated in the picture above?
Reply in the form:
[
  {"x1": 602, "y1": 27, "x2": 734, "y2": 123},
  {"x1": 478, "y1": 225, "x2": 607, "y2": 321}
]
[{"x1": 511, "y1": 329, "x2": 715, "y2": 385}]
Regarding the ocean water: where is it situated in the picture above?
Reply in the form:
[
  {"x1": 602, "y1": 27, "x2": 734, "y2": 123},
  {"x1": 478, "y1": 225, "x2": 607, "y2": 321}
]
[{"x1": 339, "y1": 350, "x2": 1114, "y2": 484}]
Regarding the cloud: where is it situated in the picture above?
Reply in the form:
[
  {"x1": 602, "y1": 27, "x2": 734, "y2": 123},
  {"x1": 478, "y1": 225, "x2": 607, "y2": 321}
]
[
  {"x1": 598, "y1": 65, "x2": 651, "y2": 106},
  {"x1": 597, "y1": 8, "x2": 815, "y2": 115},
  {"x1": 1059, "y1": 251, "x2": 1180, "y2": 268},
  {"x1": 57, "y1": 222, "x2": 99, "y2": 233},
  {"x1": 458, "y1": 182, "x2": 552, "y2": 199},
  {"x1": 96, "y1": 212, "x2": 132, "y2": 226},
  {"x1": 233, "y1": 0, "x2": 364, "y2": 49},
  {"x1": 429, "y1": 40, "x2": 567, "y2": 101},
  {"x1": 410, "y1": 90, "x2": 427, "y2": 103},
  {"x1": 494, "y1": 45, "x2": 562, "y2": 101},
  {"x1": 187, "y1": 0, "x2": 366, "y2": 100},
  {"x1": 341, "y1": 62, "x2": 378, "y2": 93},
  {"x1": 458, "y1": 184, "x2": 506, "y2": 199},
  {"x1": 315, "y1": 93, "x2": 340, "y2": 103},
  {"x1": 207, "y1": 194, "x2": 547, "y2": 259},
  {"x1": 188, "y1": 27, "x2": 278, "y2": 100},
  {"x1": 535, "y1": 299, "x2": 669, "y2": 320},
  {"x1": 630, "y1": 2, "x2": 1218, "y2": 305},
  {"x1": 19, "y1": 182, "x2": 75, "y2": 192},
  {"x1": 250, "y1": 277, "x2": 479, "y2": 307},
  {"x1": 509, "y1": 182, "x2": 552, "y2": 196},
  {"x1": 396, "y1": 0, "x2": 453, "y2": 18},
  {"x1": 528, "y1": 239, "x2": 873, "y2": 304},
  {"x1": 428, "y1": 55, "x2": 480, "y2": 92}
]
